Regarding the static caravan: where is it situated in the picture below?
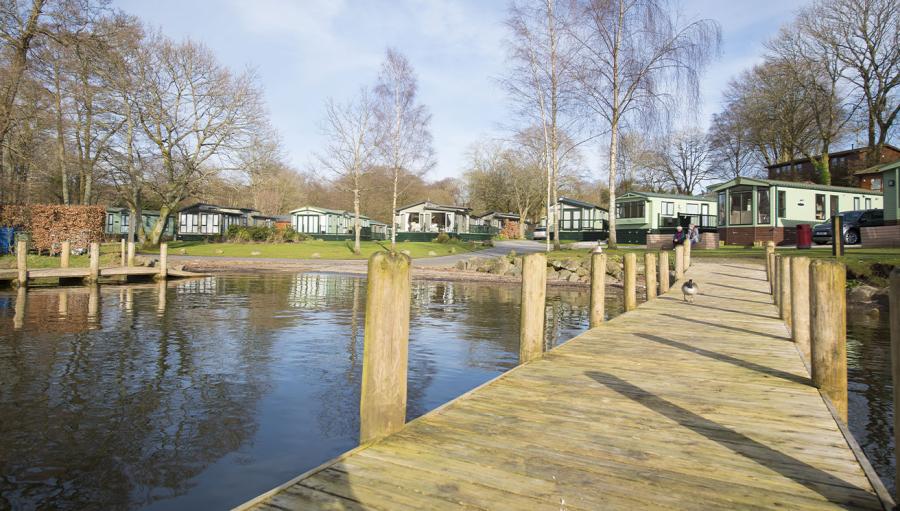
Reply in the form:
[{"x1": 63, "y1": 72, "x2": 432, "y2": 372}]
[
  {"x1": 540, "y1": 197, "x2": 609, "y2": 241},
  {"x1": 177, "y1": 203, "x2": 258, "y2": 239},
  {"x1": 395, "y1": 201, "x2": 472, "y2": 234},
  {"x1": 856, "y1": 161, "x2": 899, "y2": 225},
  {"x1": 472, "y1": 212, "x2": 521, "y2": 233},
  {"x1": 614, "y1": 192, "x2": 717, "y2": 244},
  {"x1": 708, "y1": 178, "x2": 883, "y2": 245},
  {"x1": 105, "y1": 207, "x2": 175, "y2": 239},
  {"x1": 289, "y1": 206, "x2": 387, "y2": 240}
]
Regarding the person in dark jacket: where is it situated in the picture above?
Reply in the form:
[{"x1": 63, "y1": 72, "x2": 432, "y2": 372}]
[{"x1": 672, "y1": 225, "x2": 686, "y2": 245}]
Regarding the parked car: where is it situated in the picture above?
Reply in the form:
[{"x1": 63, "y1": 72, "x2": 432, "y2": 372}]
[
  {"x1": 812, "y1": 209, "x2": 884, "y2": 245},
  {"x1": 532, "y1": 226, "x2": 547, "y2": 240}
]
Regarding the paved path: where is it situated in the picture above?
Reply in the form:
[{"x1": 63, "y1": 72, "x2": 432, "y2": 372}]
[{"x1": 237, "y1": 262, "x2": 885, "y2": 510}]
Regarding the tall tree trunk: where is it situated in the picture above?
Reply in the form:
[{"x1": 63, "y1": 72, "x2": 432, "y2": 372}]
[
  {"x1": 353, "y1": 186, "x2": 361, "y2": 255},
  {"x1": 149, "y1": 205, "x2": 172, "y2": 246},
  {"x1": 390, "y1": 166, "x2": 399, "y2": 249},
  {"x1": 607, "y1": 120, "x2": 619, "y2": 249},
  {"x1": 54, "y1": 73, "x2": 68, "y2": 205}
]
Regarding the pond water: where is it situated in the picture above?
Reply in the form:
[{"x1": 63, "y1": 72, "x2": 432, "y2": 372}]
[
  {"x1": 0, "y1": 274, "x2": 893, "y2": 509},
  {"x1": 0, "y1": 274, "x2": 619, "y2": 510}
]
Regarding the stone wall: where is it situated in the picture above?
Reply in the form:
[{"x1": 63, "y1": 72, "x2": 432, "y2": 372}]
[{"x1": 861, "y1": 225, "x2": 900, "y2": 248}]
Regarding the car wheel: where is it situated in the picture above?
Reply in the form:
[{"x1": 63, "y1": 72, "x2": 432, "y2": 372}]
[{"x1": 844, "y1": 230, "x2": 859, "y2": 245}]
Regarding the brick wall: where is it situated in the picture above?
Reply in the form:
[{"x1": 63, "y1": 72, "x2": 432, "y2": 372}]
[
  {"x1": 718, "y1": 226, "x2": 796, "y2": 246},
  {"x1": 647, "y1": 232, "x2": 719, "y2": 250},
  {"x1": 861, "y1": 225, "x2": 900, "y2": 248}
]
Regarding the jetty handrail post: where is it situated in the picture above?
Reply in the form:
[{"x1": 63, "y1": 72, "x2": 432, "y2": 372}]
[
  {"x1": 589, "y1": 252, "x2": 606, "y2": 328},
  {"x1": 774, "y1": 255, "x2": 782, "y2": 307},
  {"x1": 683, "y1": 238, "x2": 692, "y2": 269},
  {"x1": 832, "y1": 215, "x2": 844, "y2": 257},
  {"x1": 889, "y1": 268, "x2": 900, "y2": 495},
  {"x1": 644, "y1": 252, "x2": 657, "y2": 301},
  {"x1": 16, "y1": 239, "x2": 27, "y2": 288},
  {"x1": 120, "y1": 238, "x2": 126, "y2": 266},
  {"x1": 519, "y1": 253, "x2": 547, "y2": 364},
  {"x1": 127, "y1": 241, "x2": 136, "y2": 267},
  {"x1": 766, "y1": 241, "x2": 776, "y2": 284},
  {"x1": 60, "y1": 240, "x2": 70, "y2": 268},
  {"x1": 359, "y1": 251, "x2": 412, "y2": 444},
  {"x1": 810, "y1": 259, "x2": 847, "y2": 423},
  {"x1": 780, "y1": 256, "x2": 792, "y2": 329},
  {"x1": 674, "y1": 245, "x2": 685, "y2": 282},
  {"x1": 157, "y1": 243, "x2": 168, "y2": 280},
  {"x1": 791, "y1": 256, "x2": 811, "y2": 365},
  {"x1": 658, "y1": 250, "x2": 670, "y2": 293},
  {"x1": 88, "y1": 242, "x2": 100, "y2": 282},
  {"x1": 624, "y1": 253, "x2": 637, "y2": 311}
]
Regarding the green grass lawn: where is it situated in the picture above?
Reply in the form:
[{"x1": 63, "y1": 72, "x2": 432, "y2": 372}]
[
  {"x1": 0, "y1": 243, "x2": 122, "y2": 270},
  {"x1": 141, "y1": 240, "x2": 483, "y2": 260}
]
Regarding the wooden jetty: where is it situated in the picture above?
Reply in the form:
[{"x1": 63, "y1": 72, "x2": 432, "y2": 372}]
[{"x1": 238, "y1": 255, "x2": 892, "y2": 510}]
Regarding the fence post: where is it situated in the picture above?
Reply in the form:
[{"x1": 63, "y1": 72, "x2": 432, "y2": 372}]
[
  {"x1": 774, "y1": 255, "x2": 781, "y2": 307},
  {"x1": 832, "y1": 215, "x2": 844, "y2": 257},
  {"x1": 766, "y1": 241, "x2": 775, "y2": 284},
  {"x1": 157, "y1": 243, "x2": 168, "y2": 280},
  {"x1": 780, "y1": 256, "x2": 792, "y2": 328},
  {"x1": 791, "y1": 256, "x2": 811, "y2": 365},
  {"x1": 88, "y1": 242, "x2": 100, "y2": 283},
  {"x1": 624, "y1": 253, "x2": 637, "y2": 311},
  {"x1": 645, "y1": 252, "x2": 657, "y2": 301},
  {"x1": 590, "y1": 252, "x2": 606, "y2": 328},
  {"x1": 684, "y1": 239, "x2": 692, "y2": 269},
  {"x1": 60, "y1": 240, "x2": 70, "y2": 268},
  {"x1": 120, "y1": 239, "x2": 126, "y2": 266},
  {"x1": 674, "y1": 245, "x2": 685, "y2": 282},
  {"x1": 359, "y1": 251, "x2": 412, "y2": 444},
  {"x1": 658, "y1": 250, "x2": 670, "y2": 293},
  {"x1": 16, "y1": 240, "x2": 27, "y2": 288},
  {"x1": 810, "y1": 259, "x2": 847, "y2": 423},
  {"x1": 889, "y1": 269, "x2": 900, "y2": 495},
  {"x1": 520, "y1": 253, "x2": 547, "y2": 363},
  {"x1": 127, "y1": 241, "x2": 136, "y2": 267}
]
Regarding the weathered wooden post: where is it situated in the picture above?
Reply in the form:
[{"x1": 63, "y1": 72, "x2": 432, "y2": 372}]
[
  {"x1": 519, "y1": 253, "x2": 547, "y2": 363},
  {"x1": 157, "y1": 243, "x2": 168, "y2": 280},
  {"x1": 60, "y1": 240, "x2": 70, "y2": 268},
  {"x1": 674, "y1": 245, "x2": 685, "y2": 282},
  {"x1": 13, "y1": 285, "x2": 26, "y2": 330},
  {"x1": 773, "y1": 255, "x2": 781, "y2": 307},
  {"x1": 127, "y1": 241, "x2": 136, "y2": 267},
  {"x1": 120, "y1": 238, "x2": 126, "y2": 266},
  {"x1": 359, "y1": 251, "x2": 412, "y2": 444},
  {"x1": 684, "y1": 238, "x2": 692, "y2": 268},
  {"x1": 810, "y1": 259, "x2": 847, "y2": 422},
  {"x1": 589, "y1": 252, "x2": 606, "y2": 328},
  {"x1": 658, "y1": 250, "x2": 670, "y2": 293},
  {"x1": 832, "y1": 215, "x2": 844, "y2": 257},
  {"x1": 644, "y1": 252, "x2": 657, "y2": 301},
  {"x1": 779, "y1": 256, "x2": 792, "y2": 328},
  {"x1": 766, "y1": 241, "x2": 776, "y2": 283},
  {"x1": 16, "y1": 240, "x2": 27, "y2": 288},
  {"x1": 88, "y1": 242, "x2": 100, "y2": 283},
  {"x1": 791, "y1": 256, "x2": 811, "y2": 365},
  {"x1": 889, "y1": 269, "x2": 900, "y2": 495},
  {"x1": 624, "y1": 253, "x2": 637, "y2": 312}
]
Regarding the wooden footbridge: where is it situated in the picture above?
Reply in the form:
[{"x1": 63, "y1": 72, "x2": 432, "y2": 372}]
[{"x1": 238, "y1": 248, "x2": 895, "y2": 510}]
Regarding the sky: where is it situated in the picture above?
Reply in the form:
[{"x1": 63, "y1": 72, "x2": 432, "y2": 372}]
[{"x1": 114, "y1": 0, "x2": 806, "y2": 181}]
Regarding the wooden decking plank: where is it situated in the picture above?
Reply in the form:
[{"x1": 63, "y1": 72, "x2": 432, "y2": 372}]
[{"x1": 238, "y1": 262, "x2": 884, "y2": 511}]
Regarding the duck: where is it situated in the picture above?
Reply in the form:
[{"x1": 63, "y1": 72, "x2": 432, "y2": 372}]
[{"x1": 682, "y1": 279, "x2": 699, "y2": 303}]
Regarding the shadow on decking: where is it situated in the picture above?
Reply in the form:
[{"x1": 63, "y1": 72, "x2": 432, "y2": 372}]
[
  {"x1": 710, "y1": 271, "x2": 767, "y2": 281},
  {"x1": 660, "y1": 313, "x2": 788, "y2": 341},
  {"x1": 717, "y1": 263, "x2": 767, "y2": 273},
  {"x1": 585, "y1": 371, "x2": 869, "y2": 506},
  {"x1": 705, "y1": 282, "x2": 771, "y2": 295},
  {"x1": 668, "y1": 301, "x2": 778, "y2": 320},
  {"x1": 635, "y1": 333, "x2": 810, "y2": 386}
]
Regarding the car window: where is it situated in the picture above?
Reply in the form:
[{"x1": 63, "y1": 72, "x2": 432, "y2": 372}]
[{"x1": 871, "y1": 210, "x2": 883, "y2": 221}]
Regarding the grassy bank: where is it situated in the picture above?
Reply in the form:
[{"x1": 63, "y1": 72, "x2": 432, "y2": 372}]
[
  {"x1": 141, "y1": 239, "x2": 483, "y2": 260},
  {"x1": 0, "y1": 243, "x2": 121, "y2": 269},
  {"x1": 543, "y1": 245, "x2": 900, "y2": 288}
]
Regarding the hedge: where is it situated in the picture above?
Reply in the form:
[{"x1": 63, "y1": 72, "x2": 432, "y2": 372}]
[{"x1": 0, "y1": 204, "x2": 105, "y2": 253}]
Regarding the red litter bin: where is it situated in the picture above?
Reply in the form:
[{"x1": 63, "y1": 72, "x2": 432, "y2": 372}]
[{"x1": 796, "y1": 224, "x2": 812, "y2": 249}]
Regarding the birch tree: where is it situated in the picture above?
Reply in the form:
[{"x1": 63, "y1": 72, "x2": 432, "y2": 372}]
[
  {"x1": 570, "y1": 0, "x2": 720, "y2": 248},
  {"x1": 374, "y1": 48, "x2": 434, "y2": 248},
  {"x1": 316, "y1": 88, "x2": 379, "y2": 254}
]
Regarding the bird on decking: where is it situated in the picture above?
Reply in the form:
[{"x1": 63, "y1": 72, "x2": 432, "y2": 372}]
[{"x1": 682, "y1": 279, "x2": 699, "y2": 303}]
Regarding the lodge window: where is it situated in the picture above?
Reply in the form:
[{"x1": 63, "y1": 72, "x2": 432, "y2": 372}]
[
  {"x1": 661, "y1": 201, "x2": 675, "y2": 216},
  {"x1": 295, "y1": 215, "x2": 320, "y2": 233},
  {"x1": 815, "y1": 194, "x2": 826, "y2": 220},
  {"x1": 685, "y1": 203, "x2": 699, "y2": 215},
  {"x1": 865, "y1": 198, "x2": 872, "y2": 209},
  {"x1": 106, "y1": 214, "x2": 115, "y2": 232},
  {"x1": 729, "y1": 188, "x2": 753, "y2": 225},
  {"x1": 718, "y1": 193, "x2": 726, "y2": 225},
  {"x1": 617, "y1": 201, "x2": 644, "y2": 219},
  {"x1": 777, "y1": 191, "x2": 786, "y2": 218},
  {"x1": 872, "y1": 177, "x2": 883, "y2": 192},
  {"x1": 407, "y1": 213, "x2": 420, "y2": 231},
  {"x1": 854, "y1": 197, "x2": 860, "y2": 209},
  {"x1": 829, "y1": 196, "x2": 839, "y2": 219},
  {"x1": 757, "y1": 188, "x2": 770, "y2": 224}
]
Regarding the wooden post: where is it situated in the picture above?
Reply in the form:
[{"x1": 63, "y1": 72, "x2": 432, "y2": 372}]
[
  {"x1": 120, "y1": 238, "x2": 126, "y2": 266},
  {"x1": 16, "y1": 240, "x2": 27, "y2": 288},
  {"x1": 791, "y1": 256, "x2": 811, "y2": 365},
  {"x1": 774, "y1": 255, "x2": 781, "y2": 307},
  {"x1": 157, "y1": 279, "x2": 167, "y2": 316},
  {"x1": 779, "y1": 256, "x2": 792, "y2": 328},
  {"x1": 88, "y1": 242, "x2": 100, "y2": 283},
  {"x1": 60, "y1": 240, "x2": 70, "y2": 268},
  {"x1": 359, "y1": 251, "x2": 412, "y2": 444},
  {"x1": 674, "y1": 245, "x2": 685, "y2": 282},
  {"x1": 644, "y1": 252, "x2": 657, "y2": 301},
  {"x1": 127, "y1": 241, "x2": 136, "y2": 267},
  {"x1": 683, "y1": 239, "x2": 692, "y2": 269},
  {"x1": 519, "y1": 253, "x2": 547, "y2": 364},
  {"x1": 810, "y1": 259, "x2": 847, "y2": 422},
  {"x1": 157, "y1": 243, "x2": 168, "y2": 279},
  {"x1": 624, "y1": 253, "x2": 637, "y2": 312},
  {"x1": 658, "y1": 251, "x2": 670, "y2": 294},
  {"x1": 832, "y1": 215, "x2": 844, "y2": 257},
  {"x1": 589, "y1": 252, "x2": 606, "y2": 328},
  {"x1": 889, "y1": 269, "x2": 900, "y2": 495},
  {"x1": 13, "y1": 285, "x2": 26, "y2": 330},
  {"x1": 766, "y1": 241, "x2": 775, "y2": 283}
]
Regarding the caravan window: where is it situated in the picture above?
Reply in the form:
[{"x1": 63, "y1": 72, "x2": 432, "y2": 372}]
[
  {"x1": 661, "y1": 201, "x2": 675, "y2": 216},
  {"x1": 729, "y1": 188, "x2": 753, "y2": 225},
  {"x1": 756, "y1": 188, "x2": 770, "y2": 224},
  {"x1": 815, "y1": 194, "x2": 826, "y2": 220}
]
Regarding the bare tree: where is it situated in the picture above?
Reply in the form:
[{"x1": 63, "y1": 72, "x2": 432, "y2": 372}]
[
  {"x1": 374, "y1": 48, "x2": 434, "y2": 248},
  {"x1": 707, "y1": 110, "x2": 757, "y2": 180},
  {"x1": 570, "y1": 0, "x2": 720, "y2": 248},
  {"x1": 643, "y1": 129, "x2": 716, "y2": 194},
  {"x1": 316, "y1": 88, "x2": 379, "y2": 254},
  {"x1": 0, "y1": 0, "x2": 44, "y2": 167}
]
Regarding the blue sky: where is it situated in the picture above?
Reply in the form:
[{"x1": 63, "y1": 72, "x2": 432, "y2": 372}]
[{"x1": 115, "y1": 0, "x2": 805, "y2": 181}]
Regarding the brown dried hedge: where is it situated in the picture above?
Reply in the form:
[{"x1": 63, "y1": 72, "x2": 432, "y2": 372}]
[{"x1": 0, "y1": 204, "x2": 105, "y2": 253}]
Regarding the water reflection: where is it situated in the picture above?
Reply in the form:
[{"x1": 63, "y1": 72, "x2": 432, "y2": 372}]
[{"x1": 0, "y1": 274, "x2": 606, "y2": 510}]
